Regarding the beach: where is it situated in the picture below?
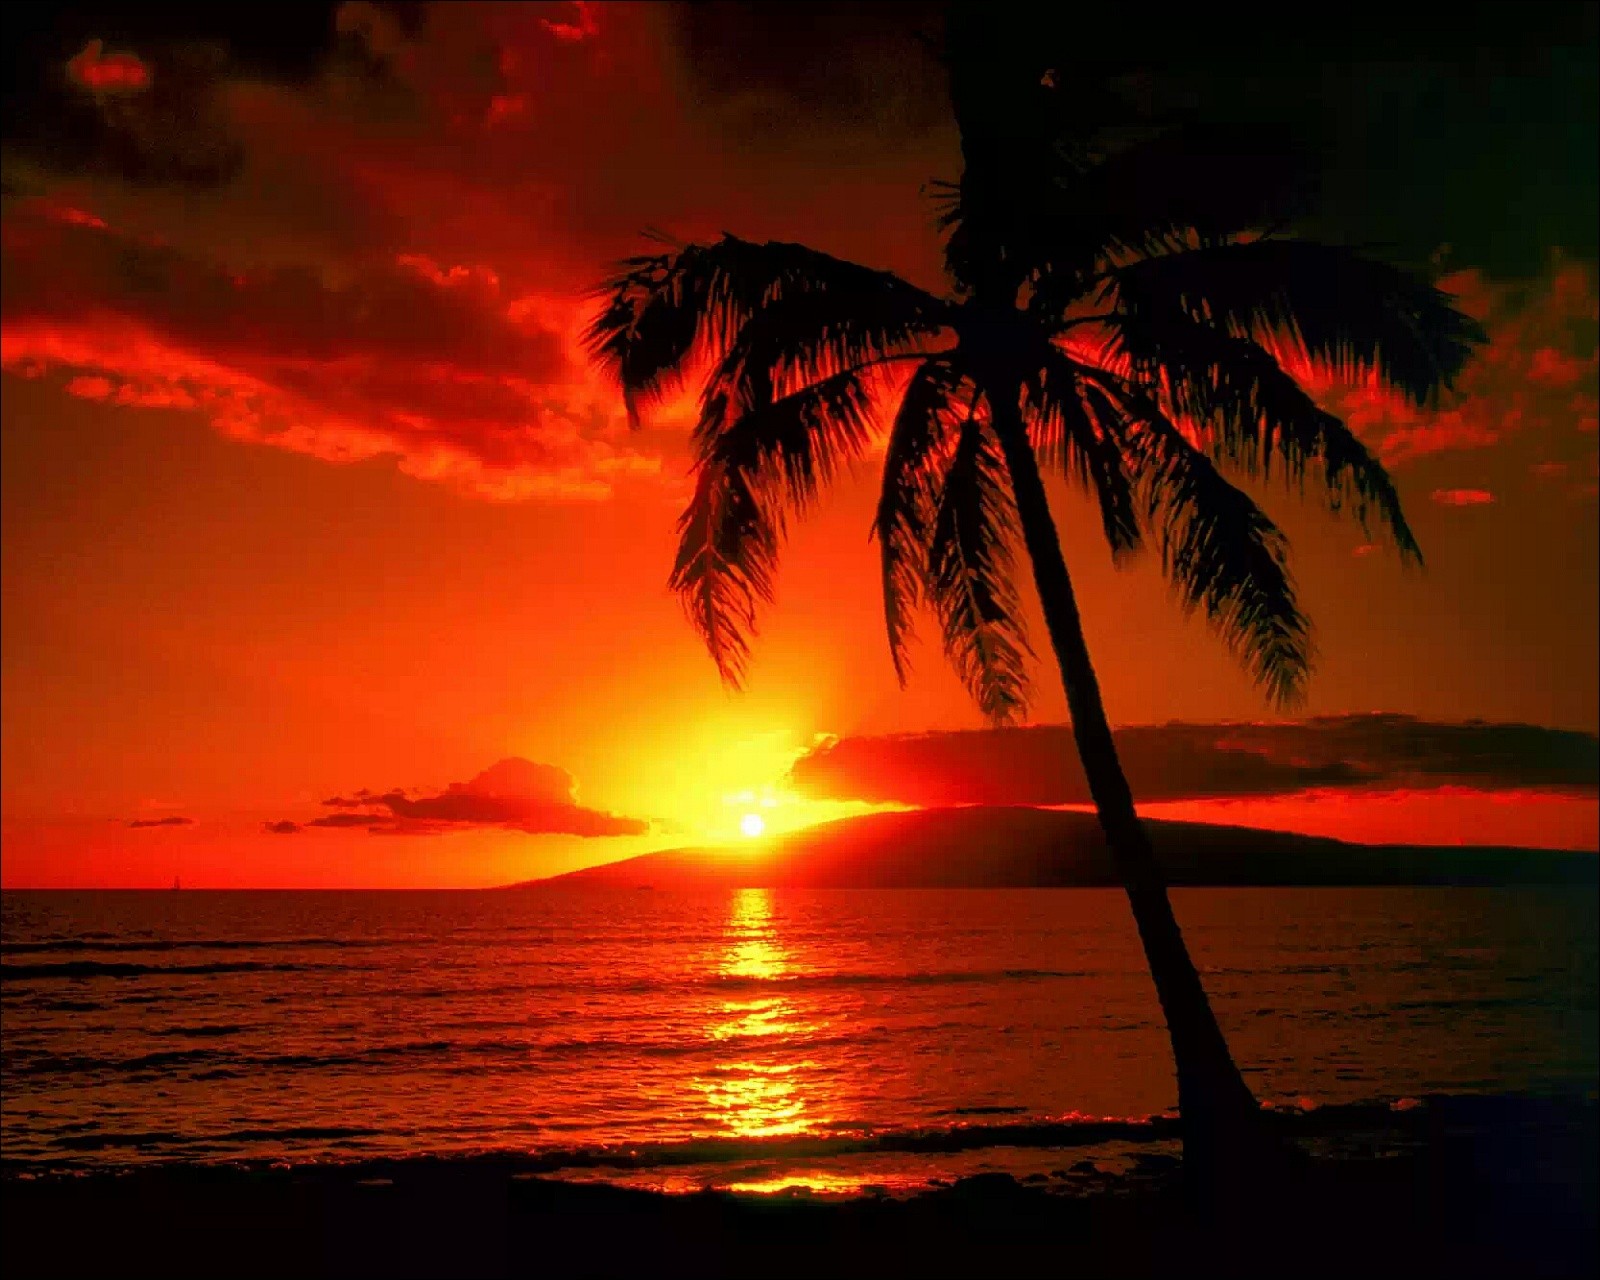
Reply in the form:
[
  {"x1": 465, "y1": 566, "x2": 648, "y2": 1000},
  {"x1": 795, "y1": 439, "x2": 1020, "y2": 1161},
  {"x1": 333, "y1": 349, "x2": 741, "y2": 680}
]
[{"x1": 5, "y1": 1095, "x2": 1596, "y2": 1279}]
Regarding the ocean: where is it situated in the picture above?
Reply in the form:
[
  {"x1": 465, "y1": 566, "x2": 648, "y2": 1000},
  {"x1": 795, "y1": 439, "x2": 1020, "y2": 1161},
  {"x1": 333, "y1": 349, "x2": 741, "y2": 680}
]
[{"x1": 3, "y1": 886, "x2": 1595, "y2": 1194}]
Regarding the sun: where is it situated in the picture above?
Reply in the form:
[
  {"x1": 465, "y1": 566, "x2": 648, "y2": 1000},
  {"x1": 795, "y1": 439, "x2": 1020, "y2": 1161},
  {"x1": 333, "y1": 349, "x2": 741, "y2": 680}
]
[{"x1": 739, "y1": 812, "x2": 766, "y2": 839}]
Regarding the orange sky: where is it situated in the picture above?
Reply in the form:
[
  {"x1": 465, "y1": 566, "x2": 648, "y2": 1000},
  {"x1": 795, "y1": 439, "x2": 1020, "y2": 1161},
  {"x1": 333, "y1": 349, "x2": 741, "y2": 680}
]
[{"x1": 2, "y1": 3, "x2": 1596, "y2": 886}]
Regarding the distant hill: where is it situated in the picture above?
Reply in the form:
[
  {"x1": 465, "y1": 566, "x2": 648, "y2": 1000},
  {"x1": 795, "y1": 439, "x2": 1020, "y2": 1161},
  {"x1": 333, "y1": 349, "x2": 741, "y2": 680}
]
[{"x1": 507, "y1": 807, "x2": 1598, "y2": 890}]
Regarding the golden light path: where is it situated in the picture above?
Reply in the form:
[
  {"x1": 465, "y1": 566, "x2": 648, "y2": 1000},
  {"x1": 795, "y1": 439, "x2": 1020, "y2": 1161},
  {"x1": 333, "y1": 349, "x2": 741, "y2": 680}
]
[
  {"x1": 677, "y1": 889, "x2": 871, "y2": 1196},
  {"x1": 697, "y1": 888, "x2": 814, "y2": 1139}
]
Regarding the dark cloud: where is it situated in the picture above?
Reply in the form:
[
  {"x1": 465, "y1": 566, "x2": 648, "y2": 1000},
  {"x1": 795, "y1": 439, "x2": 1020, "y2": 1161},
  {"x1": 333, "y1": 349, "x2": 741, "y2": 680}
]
[
  {"x1": 8, "y1": 33, "x2": 243, "y2": 188},
  {"x1": 127, "y1": 815, "x2": 193, "y2": 828},
  {"x1": 0, "y1": 5, "x2": 428, "y2": 185},
  {"x1": 669, "y1": 2, "x2": 946, "y2": 142},
  {"x1": 788, "y1": 714, "x2": 1600, "y2": 808},
  {"x1": 305, "y1": 812, "x2": 390, "y2": 830},
  {"x1": 0, "y1": 204, "x2": 656, "y2": 498},
  {"x1": 2, "y1": 209, "x2": 565, "y2": 373},
  {"x1": 272, "y1": 757, "x2": 648, "y2": 837},
  {"x1": 262, "y1": 820, "x2": 301, "y2": 834}
]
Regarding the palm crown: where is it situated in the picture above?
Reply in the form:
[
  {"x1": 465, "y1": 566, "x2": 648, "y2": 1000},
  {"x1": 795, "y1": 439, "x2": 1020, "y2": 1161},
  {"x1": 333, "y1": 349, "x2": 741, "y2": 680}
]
[{"x1": 586, "y1": 93, "x2": 1483, "y2": 725}]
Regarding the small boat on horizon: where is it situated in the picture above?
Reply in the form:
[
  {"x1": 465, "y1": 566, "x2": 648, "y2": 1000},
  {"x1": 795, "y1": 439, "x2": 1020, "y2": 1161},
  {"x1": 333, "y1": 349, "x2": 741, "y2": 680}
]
[{"x1": 172, "y1": 875, "x2": 182, "y2": 891}]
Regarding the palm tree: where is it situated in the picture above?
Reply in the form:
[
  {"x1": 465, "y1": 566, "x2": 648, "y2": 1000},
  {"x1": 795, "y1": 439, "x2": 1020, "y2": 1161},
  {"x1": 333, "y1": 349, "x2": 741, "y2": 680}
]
[{"x1": 586, "y1": 36, "x2": 1482, "y2": 1195}]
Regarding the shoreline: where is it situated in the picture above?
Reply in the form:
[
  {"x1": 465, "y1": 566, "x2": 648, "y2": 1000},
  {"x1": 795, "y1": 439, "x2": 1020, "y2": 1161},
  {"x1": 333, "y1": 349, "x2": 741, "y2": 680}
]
[
  {"x1": 5, "y1": 1091, "x2": 1588, "y2": 1178},
  {"x1": 5, "y1": 1106, "x2": 1594, "y2": 1280}
]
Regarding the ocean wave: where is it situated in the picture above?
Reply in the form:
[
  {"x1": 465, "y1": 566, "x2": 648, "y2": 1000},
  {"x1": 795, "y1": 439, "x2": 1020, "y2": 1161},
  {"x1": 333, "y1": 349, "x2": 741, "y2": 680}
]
[
  {"x1": 537, "y1": 1032, "x2": 869, "y2": 1061},
  {"x1": 713, "y1": 968, "x2": 1089, "y2": 991},
  {"x1": 4, "y1": 1030, "x2": 873, "y2": 1078},
  {"x1": 15, "y1": 1114, "x2": 1180, "y2": 1165},
  {"x1": 51, "y1": 1125, "x2": 384, "y2": 1152},
  {"x1": 5, "y1": 1093, "x2": 1592, "y2": 1174},
  {"x1": 5, "y1": 1040, "x2": 456, "y2": 1077},
  {"x1": 7, "y1": 1048, "x2": 220, "y2": 1074},
  {"x1": 2, "y1": 938, "x2": 395, "y2": 956},
  {"x1": 409, "y1": 1117, "x2": 1188, "y2": 1172},
  {"x1": 552, "y1": 968, "x2": 1094, "y2": 999},
  {"x1": 1, "y1": 960, "x2": 353, "y2": 980},
  {"x1": 149, "y1": 1024, "x2": 247, "y2": 1038},
  {"x1": 0, "y1": 961, "x2": 1091, "y2": 994}
]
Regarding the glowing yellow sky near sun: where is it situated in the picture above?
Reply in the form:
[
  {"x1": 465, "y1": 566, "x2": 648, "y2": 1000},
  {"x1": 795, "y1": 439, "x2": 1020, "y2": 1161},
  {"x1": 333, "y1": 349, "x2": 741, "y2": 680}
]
[
  {"x1": 529, "y1": 718, "x2": 903, "y2": 851},
  {"x1": 681, "y1": 727, "x2": 897, "y2": 845}
]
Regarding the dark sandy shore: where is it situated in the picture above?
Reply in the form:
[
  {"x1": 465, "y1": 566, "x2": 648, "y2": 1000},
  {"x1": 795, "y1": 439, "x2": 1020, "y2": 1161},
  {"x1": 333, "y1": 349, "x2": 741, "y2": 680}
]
[{"x1": 4, "y1": 1100, "x2": 1594, "y2": 1280}]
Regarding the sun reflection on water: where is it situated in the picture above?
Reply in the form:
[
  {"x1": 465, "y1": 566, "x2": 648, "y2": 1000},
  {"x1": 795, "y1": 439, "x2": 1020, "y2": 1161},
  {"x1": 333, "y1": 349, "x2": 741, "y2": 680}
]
[
  {"x1": 694, "y1": 888, "x2": 822, "y2": 1140},
  {"x1": 720, "y1": 889, "x2": 788, "y2": 981}
]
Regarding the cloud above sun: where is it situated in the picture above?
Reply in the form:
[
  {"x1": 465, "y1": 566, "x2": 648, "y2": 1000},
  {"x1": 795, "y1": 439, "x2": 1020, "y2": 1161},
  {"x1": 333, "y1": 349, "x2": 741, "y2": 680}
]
[{"x1": 789, "y1": 714, "x2": 1600, "y2": 809}]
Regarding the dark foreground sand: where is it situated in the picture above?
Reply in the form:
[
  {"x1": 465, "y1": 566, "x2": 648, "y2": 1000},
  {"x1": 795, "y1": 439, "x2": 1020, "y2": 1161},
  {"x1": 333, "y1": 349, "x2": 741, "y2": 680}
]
[{"x1": 5, "y1": 1101, "x2": 1595, "y2": 1280}]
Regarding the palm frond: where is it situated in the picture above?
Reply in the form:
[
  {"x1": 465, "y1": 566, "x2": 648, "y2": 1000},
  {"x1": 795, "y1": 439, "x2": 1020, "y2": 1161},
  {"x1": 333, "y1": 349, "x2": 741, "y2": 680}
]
[
  {"x1": 702, "y1": 366, "x2": 878, "y2": 511},
  {"x1": 695, "y1": 282, "x2": 946, "y2": 437},
  {"x1": 584, "y1": 247, "x2": 708, "y2": 429},
  {"x1": 1022, "y1": 349, "x2": 1142, "y2": 557},
  {"x1": 641, "y1": 239, "x2": 949, "y2": 689},
  {"x1": 667, "y1": 460, "x2": 780, "y2": 689},
  {"x1": 1108, "y1": 314, "x2": 1420, "y2": 561},
  {"x1": 670, "y1": 364, "x2": 886, "y2": 686},
  {"x1": 586, "y1": 235, "x2": 949, "y2": 427},
  {"x1": 927, "y1": 408, "x2": 1034, "y2": 721},
  {"x1": 1113, "y1": 239, "x2": 1486, "y2": 406},
  {"x1": 1103, "y1": 385, "x2": 1311, "y2": 705},
  {"x1": 873, "y1": 357, "x2": 967, "y2": 682}
]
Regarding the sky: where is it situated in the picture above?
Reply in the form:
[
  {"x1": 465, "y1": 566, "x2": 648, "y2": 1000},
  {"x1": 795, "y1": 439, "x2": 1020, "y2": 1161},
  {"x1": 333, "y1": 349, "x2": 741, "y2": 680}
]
[{"x1": 1, "y1": 2, "x2": 1596, "y2": 887}]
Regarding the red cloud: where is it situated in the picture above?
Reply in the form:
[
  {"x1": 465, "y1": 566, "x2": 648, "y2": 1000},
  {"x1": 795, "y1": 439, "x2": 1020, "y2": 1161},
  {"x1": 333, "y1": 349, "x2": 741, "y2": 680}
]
[
  {"x1": 66, "y1": 40, "x2": 151, "y2": 93},
  {"x1": 1306, "y1": 257, "x2": 1599, "y2": 465},
  {"x1": 0, "y1": 208, "x2": 661, "y2": 499},
  {"x1": 540, "y1": 2, "x2": 600, "y2": 44},
  {"x1": 36, "y1": 204, "x2": 110, "y2": 231},
  {"x1": 1430, "y1": 488, "x2": 1496, "y2": 506}
]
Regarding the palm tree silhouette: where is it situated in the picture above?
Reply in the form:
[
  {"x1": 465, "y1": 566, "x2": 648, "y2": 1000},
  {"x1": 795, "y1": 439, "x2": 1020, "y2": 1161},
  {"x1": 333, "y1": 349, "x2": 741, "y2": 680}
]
[{"x1": 587, "y1": 26, "x2": 1482, "y2": 1194}]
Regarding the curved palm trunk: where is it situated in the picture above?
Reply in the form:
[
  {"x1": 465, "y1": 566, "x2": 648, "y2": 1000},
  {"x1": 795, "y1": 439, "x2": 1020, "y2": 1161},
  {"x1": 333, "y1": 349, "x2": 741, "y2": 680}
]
[{"x1": 989, "y1": 386, "x2": 1269, "y2": 1195}]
